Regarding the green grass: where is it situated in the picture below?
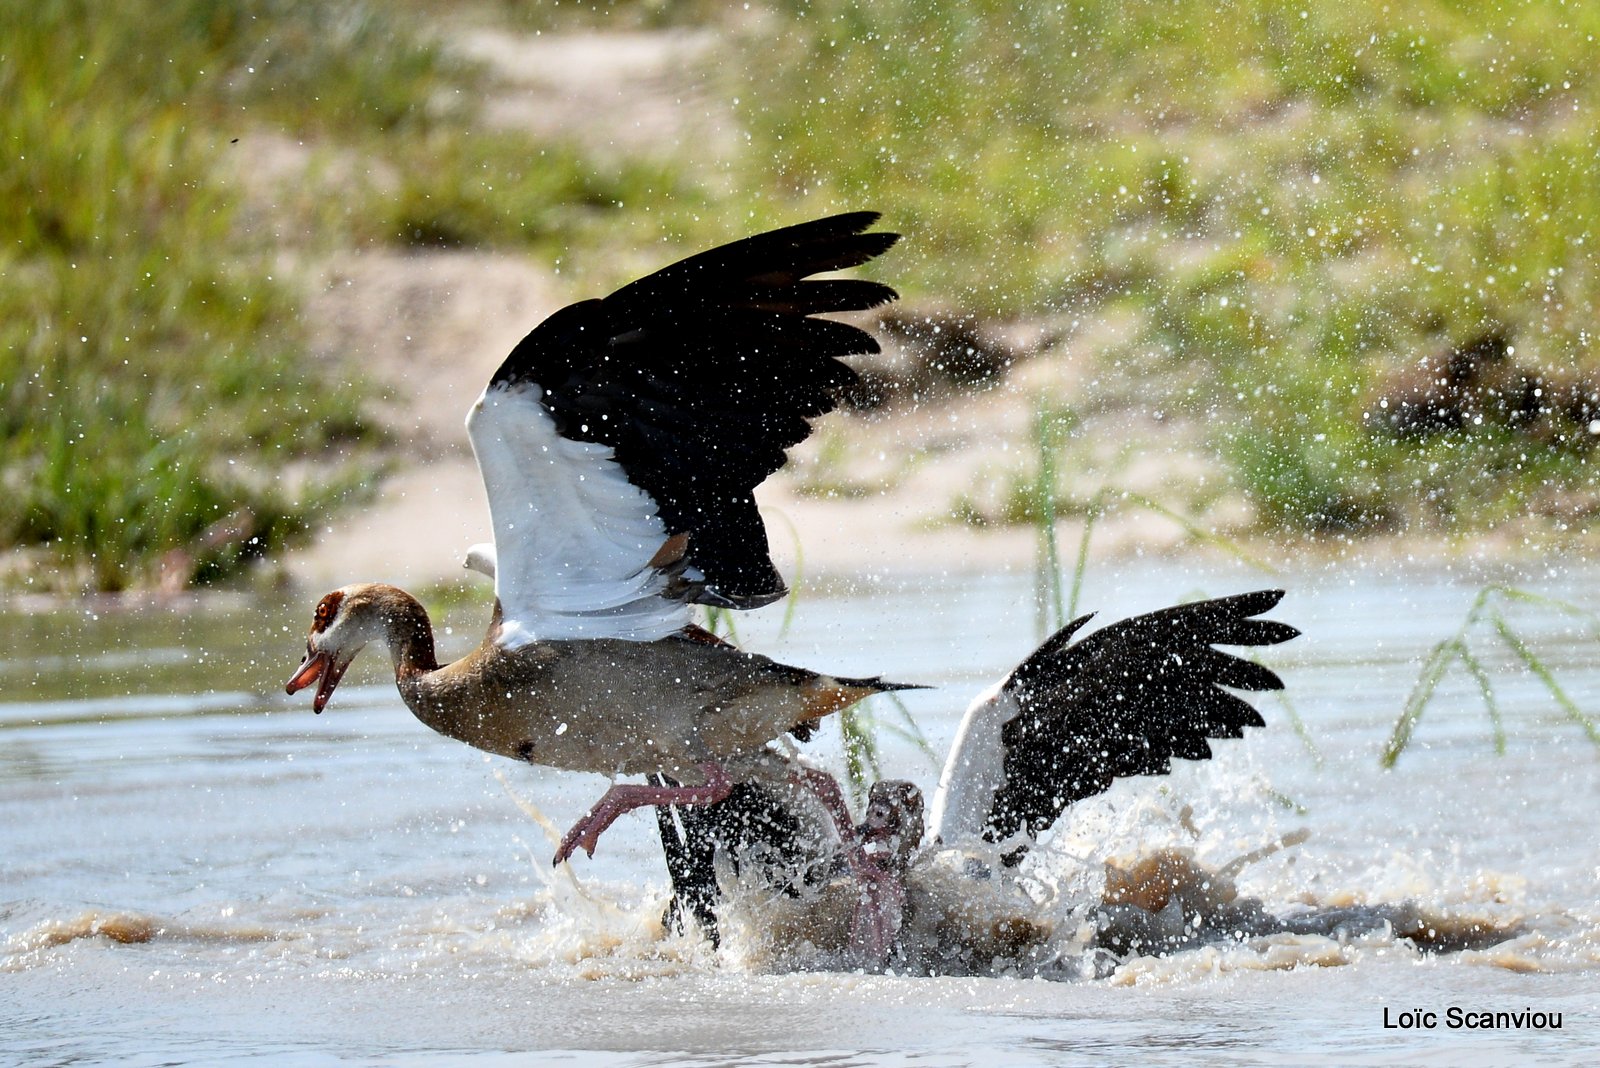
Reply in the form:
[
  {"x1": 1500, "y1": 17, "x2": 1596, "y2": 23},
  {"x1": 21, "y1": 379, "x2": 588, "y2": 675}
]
[
  {"x1": 0, "y1": 0, "x2": 696, "y2": 591},
  {"x1": 460, "y1": 0, "x2": 739, "y2": 31},
  {"x1": 358, "y1": 131, "x2": 701, "y2": 254},
  {"x1": 733, "y1": 0, "x2": 1600, "y2": 312},
  {"x1": 15, "y1": 0, "x2": 1600, "y2": 588},
  {"x1": 707, "y1": 0, "x2": 1600, "y2": 538},
  {"x1": 0, "y1": 0, "x2": 440, "y2": 589},
  {"x1": 839, "y1": 693, "x2": 937, "y2": 809},
  {"x1": 1383, "y1": 586, "x2": 1600, "y2": 767}
]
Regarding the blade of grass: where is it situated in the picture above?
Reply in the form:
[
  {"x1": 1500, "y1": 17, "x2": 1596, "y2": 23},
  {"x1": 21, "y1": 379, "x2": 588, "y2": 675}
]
[
  {"x1": 767, "y1": 507, "x2": 806, "y2": 641},
  {"x1": 1032, "y1": 406, "x2": 1066, "y2": 637},
  {"x1": 839, "y1": 703, "x2": 880, "y2": 808},
  {"x1": 1454, "y1": 643, "x2": 1505, "y2": 756},
  {"x1": 1273, "y1": 690, "x2": 1323, "y2": 767},
  {"x1": 1382, "y1": 638, "x2": 1460, "y2": 768},
  {"x1": 1067, "y1": 488, "x2": 1108, "y2": 624},
  {"x1": 1266, "y1": 789, "x2": 1309, "y2": 816},
  {"x1": 701, "y1": 605, "x2": 740, "y2": 644},
  {"x1": 1486, "y1": 585, "x2": 1600, "y2": 643},
  {"x1": 1492, "y1": 613, "x2": 1600, "y2": 750},
  {"x1": 878, "y1": 692, "x2": 938, "y2": 770},
  {"x1": 1121, "y1": 492, "x2": 1279, "y2": 574}
]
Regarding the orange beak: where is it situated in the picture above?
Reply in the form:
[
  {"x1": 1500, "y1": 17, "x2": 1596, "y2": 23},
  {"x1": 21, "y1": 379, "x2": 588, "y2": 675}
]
[{"x1": 285, "y1": 646, "x2": 349, "y2": 714}]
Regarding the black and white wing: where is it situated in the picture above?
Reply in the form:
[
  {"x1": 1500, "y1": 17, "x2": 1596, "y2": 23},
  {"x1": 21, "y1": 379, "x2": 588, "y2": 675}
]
[
  {"x1": 467, "y1": 213, "x2": 899, "y2": 645},
  {"x1": 928, "y1": 590, "x2": 1300, "y2": 857}
]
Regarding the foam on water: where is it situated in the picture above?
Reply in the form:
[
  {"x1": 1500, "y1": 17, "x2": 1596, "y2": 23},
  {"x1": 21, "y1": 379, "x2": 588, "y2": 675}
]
[
  {"x1": 669, "y1": 754, "x2": 1562, "y2": 983},
  {"x1": 3, "y1": 768, "x2": 1567, "y2": 993}
]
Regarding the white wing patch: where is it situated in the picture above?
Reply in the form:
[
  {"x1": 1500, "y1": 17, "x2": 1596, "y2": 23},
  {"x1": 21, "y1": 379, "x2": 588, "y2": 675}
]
[
  {"x1": 927, "y1": 679, "x2": 1020, "y2": 843},
  {"x1": 467, "y1": 383, "x2": 690, "y2": 644}
]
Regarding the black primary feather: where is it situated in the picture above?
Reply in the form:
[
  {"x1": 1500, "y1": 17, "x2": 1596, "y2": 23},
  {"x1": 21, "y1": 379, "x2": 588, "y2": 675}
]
[
  {"x1": 653, "y1": 774, "x2": 824, "y2": 944},
  {"x1": 488, "y1": 213, "x2": 899, "y2": 608},
  {"x1": 985, "y1": 589, "x2": 1300, "y2": 855}
]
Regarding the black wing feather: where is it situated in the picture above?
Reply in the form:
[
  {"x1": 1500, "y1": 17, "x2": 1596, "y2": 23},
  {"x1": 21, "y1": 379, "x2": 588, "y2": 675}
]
[
  {"x1": 489, "y1": 214, "x2": 898, "y2": 607},
  {"x1": 986, "y1": 590, "x2": 1299, "y2": 852},
  {"x1": 653, "y1": 776, "x2": 816, "y2": 944}
]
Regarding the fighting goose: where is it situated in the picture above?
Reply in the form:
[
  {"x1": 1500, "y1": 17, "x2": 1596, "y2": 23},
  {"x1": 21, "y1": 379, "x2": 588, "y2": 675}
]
[
  {"x1": 285, "y1": 213, "x2": 913, "y2": 865},
  {"x1": 652, "y1": 590, "x2": 1299, "y2": 968}
]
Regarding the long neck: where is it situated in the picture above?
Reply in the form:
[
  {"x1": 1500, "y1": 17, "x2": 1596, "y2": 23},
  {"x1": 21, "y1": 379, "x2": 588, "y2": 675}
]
[{"x1": 370, "y1": 586, "x2": 439, "y2": 678}]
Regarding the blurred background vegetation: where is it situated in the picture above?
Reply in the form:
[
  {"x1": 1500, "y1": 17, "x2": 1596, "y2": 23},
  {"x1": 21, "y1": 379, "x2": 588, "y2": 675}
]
[{"x1": 4, "y1": 0, "x2": 1598, "y2": 592}]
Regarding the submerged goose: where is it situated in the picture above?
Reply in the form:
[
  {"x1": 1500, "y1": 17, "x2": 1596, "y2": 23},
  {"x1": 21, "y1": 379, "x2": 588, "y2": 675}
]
[
  {"x1": 654, "y1": 590, "x2": 1299, "y2": 968},
  {"x1": 286, "y1": 214, "x2": 914, "y2": 863}
]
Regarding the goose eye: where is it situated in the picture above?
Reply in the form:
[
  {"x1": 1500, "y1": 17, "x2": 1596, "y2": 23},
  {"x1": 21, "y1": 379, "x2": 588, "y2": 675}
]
[{"x1": 312, "y1": 591, "x2": 345, "y2": 631}]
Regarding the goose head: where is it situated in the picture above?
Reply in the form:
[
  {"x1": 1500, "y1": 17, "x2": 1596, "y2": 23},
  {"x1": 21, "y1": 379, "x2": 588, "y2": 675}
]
[
  {"x1": 860, "y1": 779, "x2": 926, "y2": 874},
  {"x1": 285, "y1": 584, "x2": 404, "y2": 713}
]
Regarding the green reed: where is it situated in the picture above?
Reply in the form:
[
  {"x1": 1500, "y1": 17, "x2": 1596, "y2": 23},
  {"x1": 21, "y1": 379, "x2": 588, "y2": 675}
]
[{"x1": 1383, "y1": 586, "x2": 1600, "y2": 767}]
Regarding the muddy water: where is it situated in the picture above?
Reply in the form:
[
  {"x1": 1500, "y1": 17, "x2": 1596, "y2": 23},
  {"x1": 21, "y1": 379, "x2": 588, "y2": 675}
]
[{"x1": 3, "y1": 561, "x2": 1598, "y2": 1065}]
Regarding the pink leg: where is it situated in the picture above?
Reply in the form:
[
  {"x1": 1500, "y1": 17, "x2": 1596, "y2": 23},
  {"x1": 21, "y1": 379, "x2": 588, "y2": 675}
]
[
  {"x1": 553, "y1": 761, "x2": 732, "y2": 866},
  {"x1": 790, "y1": 768, "x2": 916, "y2": 969},
  {"x1": 848, "y1": 864, "x2": 908, "y2": 965},
  {"x1": 792, "y1": 766, "x2": 858, "y2": 843}
]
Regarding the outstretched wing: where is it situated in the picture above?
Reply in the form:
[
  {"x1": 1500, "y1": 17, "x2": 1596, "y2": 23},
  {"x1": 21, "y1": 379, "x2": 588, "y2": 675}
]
[
  {"x1": 467, "y1": 213, "x2": 899, "y2": 645},
  {"x1": 928, "y1": 590, "x2": 1300, "y2": 856}
]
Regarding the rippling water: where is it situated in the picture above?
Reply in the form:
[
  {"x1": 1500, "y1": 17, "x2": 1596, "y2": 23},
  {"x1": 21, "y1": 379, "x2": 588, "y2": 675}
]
[{"x1": 3, "y1": 561, "x2": 1597, "y2": 1064}]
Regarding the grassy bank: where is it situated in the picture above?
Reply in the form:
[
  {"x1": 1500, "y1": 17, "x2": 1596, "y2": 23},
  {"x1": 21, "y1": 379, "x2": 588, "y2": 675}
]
[
  {"x1": 1, "y1": 0, "x2": 676, "y2": 591},
  {"x1": 0, "y1": 0, "x2": 441, "y2": 590},
  {"x1": 715, "y1": 0, "x2": 1600, "y2": 538},
  {"x1": 10, "y1": 0, "x2": 1598, "y2": 593}
]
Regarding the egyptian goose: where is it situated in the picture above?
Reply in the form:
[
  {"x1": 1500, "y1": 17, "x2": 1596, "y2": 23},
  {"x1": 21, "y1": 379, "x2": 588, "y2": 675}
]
[
  {"x1": 654, "y1": 590, "x2": 1299, "y2": 967},
  {"x1": 285, "y1": 213, "x2": 912, "y2": 864}
]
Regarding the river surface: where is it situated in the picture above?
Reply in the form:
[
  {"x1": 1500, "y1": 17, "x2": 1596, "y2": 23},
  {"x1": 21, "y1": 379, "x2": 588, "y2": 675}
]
[{"x1": 2, "y1": 560, "x2": 1598, "y2": 1065}]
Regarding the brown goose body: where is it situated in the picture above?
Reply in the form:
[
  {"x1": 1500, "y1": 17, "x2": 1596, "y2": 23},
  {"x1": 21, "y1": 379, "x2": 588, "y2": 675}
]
[
  {"x1": 293, "y1": 583, "x2": 893, "y2": 780},
  {"x1": 284, "y1": 215, "x2": 920, "y2": 867},
  {"x1": 408, "y1": 631, "x2": 875, "y2": 778}
]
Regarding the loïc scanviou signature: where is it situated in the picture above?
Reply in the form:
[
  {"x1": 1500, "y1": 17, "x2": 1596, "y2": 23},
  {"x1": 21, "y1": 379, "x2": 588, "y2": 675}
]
[{"x1": 1383, "y1": 1006, "x2": 1563, "y2": 1031}]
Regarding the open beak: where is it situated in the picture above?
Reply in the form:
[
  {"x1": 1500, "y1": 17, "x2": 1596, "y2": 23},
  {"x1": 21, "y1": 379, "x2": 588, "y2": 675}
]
[{"x1": 285, "y1": 647, "x2": 350, "y2": 714}]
